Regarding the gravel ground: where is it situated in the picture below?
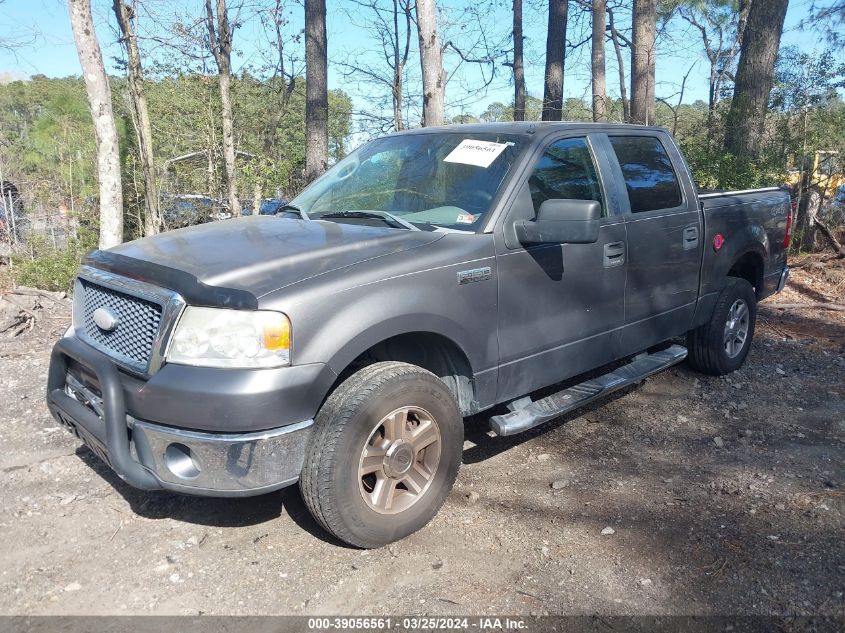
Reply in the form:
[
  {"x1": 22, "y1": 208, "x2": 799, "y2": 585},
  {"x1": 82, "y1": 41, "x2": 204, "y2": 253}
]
[{"x1": 0, "y1": 258, "x2": 843, "y2": 617}]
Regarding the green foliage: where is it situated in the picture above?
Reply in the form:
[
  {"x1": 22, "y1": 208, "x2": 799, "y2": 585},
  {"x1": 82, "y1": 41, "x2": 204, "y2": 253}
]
[
  {"x1": 474, "y1": 52, "x2": 845, "y2": 195},
  {"x1": 479, "y1": 95, "x2": 544, "y2": 122},
  {"x1": 0, "y1": 76, "x2": 102, "y2": 225},
  {"x1": 681, "y1": 139, "x2": 785, "y2": 190},
  {"x1": 11, "y1": 229, "x2": 97, "y2": 292},
  {"x1": 0, "y1": 72, "x2": 354, "y2": 244},
  {"x1": 771, "y1": 47, "x2": 845, "y2": 112}
]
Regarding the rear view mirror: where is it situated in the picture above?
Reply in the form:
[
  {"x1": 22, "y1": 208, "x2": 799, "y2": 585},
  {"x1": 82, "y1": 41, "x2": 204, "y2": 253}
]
[{"x1": 515, "y1": 199, "x2": 601, "y2": 245}]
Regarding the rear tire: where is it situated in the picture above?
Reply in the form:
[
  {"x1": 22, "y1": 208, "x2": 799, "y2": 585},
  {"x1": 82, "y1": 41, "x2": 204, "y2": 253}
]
[
  {"x1": 299, "y1": 362, "x2": 463, "y2": 548},
  {"x1": 687, "y1": 277, "x2": 757, "y2": 376}
]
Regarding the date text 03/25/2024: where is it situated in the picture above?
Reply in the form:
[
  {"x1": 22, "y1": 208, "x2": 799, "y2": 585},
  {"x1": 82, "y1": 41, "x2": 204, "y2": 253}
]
[{"x1": 307, "y1": 617, "x2": 528, "y2": 631}]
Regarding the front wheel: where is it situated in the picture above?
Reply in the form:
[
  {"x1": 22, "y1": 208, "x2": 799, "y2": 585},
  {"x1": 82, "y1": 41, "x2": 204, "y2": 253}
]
[
  {"x1": 299, "y1": 362, "x2": 463, "y2": 548},
  {"x1": 687, "y1": 277, "x2": 757, "y2": 375}
]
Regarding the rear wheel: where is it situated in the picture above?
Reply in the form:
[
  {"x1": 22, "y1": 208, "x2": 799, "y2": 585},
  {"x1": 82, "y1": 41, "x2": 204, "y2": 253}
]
[
  {"x1": 300, "y1": 362, "x2": 463, "y2": 548},
  {"x1": 687, "y1": 277, "x2": 757, "y2": 375}
]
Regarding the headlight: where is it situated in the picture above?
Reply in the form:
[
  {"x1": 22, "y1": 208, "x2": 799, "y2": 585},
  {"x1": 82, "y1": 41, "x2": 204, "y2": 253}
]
[{"x1": 167, "y1": 307, "x2": 291, "y2": 368}]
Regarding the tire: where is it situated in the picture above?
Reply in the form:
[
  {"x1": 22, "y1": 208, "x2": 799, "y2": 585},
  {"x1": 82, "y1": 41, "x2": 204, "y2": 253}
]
[
  {"x1": 299, "y1": 361, "x2": 463, "y2": 548},
  {"x1": 686, "y1": 277, "x2": 757, "y2": 376},
  {"x1": 805, "y1": 188, "x2": 822, "y2": 218}
]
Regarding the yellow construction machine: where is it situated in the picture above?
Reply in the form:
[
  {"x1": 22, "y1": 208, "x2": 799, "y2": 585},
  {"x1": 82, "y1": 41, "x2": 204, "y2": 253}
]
[{"x1": 785, "y1": 150, "x2": 845, "y2": 216}]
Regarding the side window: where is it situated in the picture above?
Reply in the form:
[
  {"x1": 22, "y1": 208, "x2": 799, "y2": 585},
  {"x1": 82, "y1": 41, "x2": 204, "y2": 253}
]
[
  {"x1": 608, "y1": 136, "x2": 683, "y2": 213},
  {"x1": 528, "y1": 137, "x2": 604, "y2": 216}
]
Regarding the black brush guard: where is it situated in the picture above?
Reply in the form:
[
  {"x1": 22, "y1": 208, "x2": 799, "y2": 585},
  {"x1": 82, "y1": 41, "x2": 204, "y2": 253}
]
[{"x1": 46, "y1": 336, "x2": 161, "y2": 490}]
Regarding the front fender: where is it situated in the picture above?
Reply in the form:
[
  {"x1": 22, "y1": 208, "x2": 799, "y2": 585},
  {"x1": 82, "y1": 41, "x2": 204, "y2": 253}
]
[
  {"x1": 293, "y1": 277, "x2": 496, "y2": 376},
  {"x1": 261, "y1": 233, "x2": 500, "y2": 410},
  {"x1": 286, "y1": 273, "x2": 499, "y2": 408}
]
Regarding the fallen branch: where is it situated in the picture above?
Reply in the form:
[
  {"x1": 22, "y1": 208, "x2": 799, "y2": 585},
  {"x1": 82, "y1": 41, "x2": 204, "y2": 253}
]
[
  {"x1": 7, "y1": 286, "x2": 69, "y2": 304},
  {"x1": 0, "y1": 294, "x2": 40, "y2": 336},
  {"x1": 768, "y1": 302, "x2": 845, "y2": 312},
  {"x1": 815, "y1": 218, "x2": 845, "y2": 258}
]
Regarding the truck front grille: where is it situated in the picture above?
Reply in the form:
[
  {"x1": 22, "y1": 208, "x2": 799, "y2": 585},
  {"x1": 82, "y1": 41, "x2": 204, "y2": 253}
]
[{"x1": 77, "y1": 279, "x2": 163, "y2": 372}]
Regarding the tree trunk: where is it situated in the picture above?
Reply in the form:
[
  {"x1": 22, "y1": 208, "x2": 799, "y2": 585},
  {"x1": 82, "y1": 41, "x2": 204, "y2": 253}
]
[
  {"x1": 263, "y1": 0, "x2": 298, "y2": 153},
  {"x1": 608, "y1": 7, "x2": 629, "y2": 122},
  {"x1": 114, "y1": 0, "x2": 160, "y2": 237},
  {"x1": 205, "y1": 0, "x2": 239, "y2": 216},
  {"x1": 69, "y1": 0, "x2": 123, "y2": 249},
  {"x1": 723, "y1": 0, "x2": 789, "y2": 158},
  {"x1": 392, "y1": 0, "x2": 404, "y2": 130},
  {"x1": 591, "y1": 0, "x2": 606, "y2": 122},
  {"x1": 415, "y1": 0, "x2": 445, "y2": 126},
  {"x1": 305, "y1": 0, "x2": 329, "y2": 180},
  {"x1": 252, "y1": 180, "x2": 261, "y2": 216},
  {"x1": 391, "y1": 0, "x2": 412, "y2": 131},
  {"x1": 630, "y1": 0, "x2": 656, "y2": 125},
  {"x1": 542, "y1": 0, "x2": 567, "y2": 121},
  {"x1": 512, "y1": 0, "x2": 526, "y2": 121}
]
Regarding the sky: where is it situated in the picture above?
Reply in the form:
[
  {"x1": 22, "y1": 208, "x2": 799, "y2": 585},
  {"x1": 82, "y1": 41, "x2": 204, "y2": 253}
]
[{"x1": 0, "y1": 0, "x2": 831, "y2": 125}]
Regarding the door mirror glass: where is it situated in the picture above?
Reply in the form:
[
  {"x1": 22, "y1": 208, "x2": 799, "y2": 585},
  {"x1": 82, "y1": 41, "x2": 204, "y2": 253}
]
[{"x1": 515, "y1": 199, "x2": 601, "y2": 244}]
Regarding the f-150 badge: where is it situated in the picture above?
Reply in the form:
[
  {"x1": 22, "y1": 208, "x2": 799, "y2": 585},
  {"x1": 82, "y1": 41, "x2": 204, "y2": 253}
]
[{"x1": 457, "y1": 267, "x2": 492, "y2": 284}]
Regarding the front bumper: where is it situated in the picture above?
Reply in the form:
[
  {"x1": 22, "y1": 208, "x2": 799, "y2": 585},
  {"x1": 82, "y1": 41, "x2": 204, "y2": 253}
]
[{"x1": 47, "y1": 336, "x2": 314, "y2": 497}]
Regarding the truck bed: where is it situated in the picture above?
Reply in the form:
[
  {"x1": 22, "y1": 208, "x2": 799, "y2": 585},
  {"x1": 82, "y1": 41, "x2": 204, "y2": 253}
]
[{"x1": 698, "y1": 186, "x2": 791, "y2": 306}]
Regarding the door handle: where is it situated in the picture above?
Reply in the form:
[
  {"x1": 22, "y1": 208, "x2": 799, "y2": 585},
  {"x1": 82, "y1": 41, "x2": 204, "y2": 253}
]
[
  {"x1": 683, "y1": 225, "x2": 699, "y2": 250},
  {"x1": 603, "y1": 241, "x2": 625, "y2": 268}
]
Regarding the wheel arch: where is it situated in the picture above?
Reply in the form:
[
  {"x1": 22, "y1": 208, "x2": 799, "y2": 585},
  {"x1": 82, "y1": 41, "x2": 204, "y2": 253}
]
[
  {"x1": 727, "y1": 248, "x2": 766, "y2": 298},
  {"x1": 323, "y1": 321, "x2": 482, "y2": 417}
]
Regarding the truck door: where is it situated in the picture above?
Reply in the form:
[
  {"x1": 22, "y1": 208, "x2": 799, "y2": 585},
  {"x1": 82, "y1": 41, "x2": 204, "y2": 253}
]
[
  {"x1": 495, "y1": 134, "x2": 627, "y2": 403},
  {"x1": 603, "y1": 133, "x2": 702, "y2": 355}
]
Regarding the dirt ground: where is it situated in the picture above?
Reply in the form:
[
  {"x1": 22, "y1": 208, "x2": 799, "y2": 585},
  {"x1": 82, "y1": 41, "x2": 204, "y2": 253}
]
[{"x1": 0, "y1": 256, "x2": 843, "y2": 617}]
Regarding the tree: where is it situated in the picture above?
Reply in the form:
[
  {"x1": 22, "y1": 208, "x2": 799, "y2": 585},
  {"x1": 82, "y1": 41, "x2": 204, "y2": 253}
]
[
  {"x1": 305, "y1": 0, "x2": 328, "y2": 180},
  {"x1": 542, "y1": 0, "x2": 568, "y2": 121},
  {"x1": 481, "y1": 95, "x2": 543, "y2": 122},
  {"x1": 512, "y1": 0, "x2": 526, "y2": 121},
  {"x1": 770, "y1": 47, "x2": 845, "y2": 249},
  {"x1": 204, "y1": 0, "x2": 239, "y2": 216},
  {"x1": 803, "y1": 1, "x2": 845, "y2": 46},
  {"x1": 723, "y1": 0, "x2": 789, "y2": 157},
  {"x1": 114, "y1": 0, "x2": 160, "y2": 236},
  {"x1": 677, "y1": 0, "x2": 749, "y2": 135},
  {"x1": 69, "y1": 0, "x2": 123, "y2": 248},
  {"x1": 338, "y1": 0, "x2": 414, "y2": 133},
  {"x1": 592, "y1": 0, "x2": 607, "y2": 122},
  {"x1": 259, "y1": 0, "x2": 301, "y2": 153},
  {"x1": 631, "y1": 0, "x2": 657, "y2": 125},
  {"x1": 607, "y1": 4, "x2": 630, "y2": 122},
  {"x1": 415, "y1": 0, "x2": 445, "y2": 126},
  {"x1": 389, "y1": 0, "x2": 414, "y2": 130}
]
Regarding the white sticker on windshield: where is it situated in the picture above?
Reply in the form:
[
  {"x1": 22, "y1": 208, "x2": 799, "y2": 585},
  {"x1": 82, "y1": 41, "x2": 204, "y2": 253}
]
[{"x1": 443, "y1": 139, "x2": 509, "y2": 168}]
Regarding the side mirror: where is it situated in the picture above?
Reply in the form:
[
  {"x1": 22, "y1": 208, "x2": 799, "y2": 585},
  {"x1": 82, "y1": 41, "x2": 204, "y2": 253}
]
[{"x1": 515, "y1": 199, "x2": 601, "y2": 245}]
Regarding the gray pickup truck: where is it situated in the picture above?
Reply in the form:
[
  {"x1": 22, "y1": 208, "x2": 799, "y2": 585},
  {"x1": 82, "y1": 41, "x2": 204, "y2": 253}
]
[{"x1": 47, "y1": 123, "x2": 791, "y2": 547}]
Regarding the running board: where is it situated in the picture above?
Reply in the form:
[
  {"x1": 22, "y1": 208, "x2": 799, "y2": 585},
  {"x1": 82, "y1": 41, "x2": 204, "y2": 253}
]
[{"x1": 489, "y1": 345, "x2": 688, "y2": 436}]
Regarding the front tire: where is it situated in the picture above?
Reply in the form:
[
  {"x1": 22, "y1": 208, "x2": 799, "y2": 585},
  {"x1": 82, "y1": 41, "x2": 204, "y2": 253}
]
[
  {"x1": 687, "y1": 277, "x2": 757, "y2": 375},
  {"x1": 300, "y1": 362, "x2": 463, "y2": 548}
]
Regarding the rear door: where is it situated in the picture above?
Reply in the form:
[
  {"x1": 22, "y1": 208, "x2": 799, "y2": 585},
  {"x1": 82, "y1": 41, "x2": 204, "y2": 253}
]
[{"x1": 602, "y1": 133, "x2": 702, "y2": 354}]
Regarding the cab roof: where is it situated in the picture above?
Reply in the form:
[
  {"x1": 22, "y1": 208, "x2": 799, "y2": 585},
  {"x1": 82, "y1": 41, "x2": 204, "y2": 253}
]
[{"x1": 387, "y1": 121, "x2": 670, "y2": 137}]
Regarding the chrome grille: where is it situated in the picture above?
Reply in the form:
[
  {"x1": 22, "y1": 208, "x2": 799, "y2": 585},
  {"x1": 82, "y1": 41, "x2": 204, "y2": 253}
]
[{"x1": 77, "y1": 278, "x2": 163, "y2": 372}]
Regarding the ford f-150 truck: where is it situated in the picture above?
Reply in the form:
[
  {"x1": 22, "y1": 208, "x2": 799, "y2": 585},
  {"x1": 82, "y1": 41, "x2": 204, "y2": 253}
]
[{"x1": 47, "y1": 123, "x2": 791, "y2": 548}]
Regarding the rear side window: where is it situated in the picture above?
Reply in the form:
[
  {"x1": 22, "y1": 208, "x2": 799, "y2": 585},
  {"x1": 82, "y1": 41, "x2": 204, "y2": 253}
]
[
  {"x1": 528, "y1": 137, "x2": 604, "y2": 216},
  {"x1": 608, "y1": 136, "x2": 683, "y2": 213}
]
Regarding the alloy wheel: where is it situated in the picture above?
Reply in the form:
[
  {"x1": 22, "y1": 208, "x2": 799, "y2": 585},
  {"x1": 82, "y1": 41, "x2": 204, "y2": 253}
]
[{"x1": 358, "y1": 406, "x2": 442, "y2": 515}]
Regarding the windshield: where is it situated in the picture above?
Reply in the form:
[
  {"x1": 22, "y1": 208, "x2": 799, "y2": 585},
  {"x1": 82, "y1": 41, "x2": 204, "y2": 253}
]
[{"x1": 291, "y1": 132, "x2": 529, "y2": 231}]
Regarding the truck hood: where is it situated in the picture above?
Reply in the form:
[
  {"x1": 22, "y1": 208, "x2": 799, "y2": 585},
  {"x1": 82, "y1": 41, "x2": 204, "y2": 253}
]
[{"x1": 88, "y1": 217, "x2": 443, "y2": 305}]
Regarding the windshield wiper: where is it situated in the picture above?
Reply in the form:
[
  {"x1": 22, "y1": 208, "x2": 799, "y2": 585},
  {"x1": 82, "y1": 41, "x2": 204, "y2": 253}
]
[{"x1": 319, "y1": 210, "x2": 420, "y2": 231}]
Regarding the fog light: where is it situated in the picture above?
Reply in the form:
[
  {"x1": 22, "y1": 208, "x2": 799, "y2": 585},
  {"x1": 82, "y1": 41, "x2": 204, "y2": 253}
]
[{"x1": 164, "y1": 443, "x2": 201, "y2": 480}]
